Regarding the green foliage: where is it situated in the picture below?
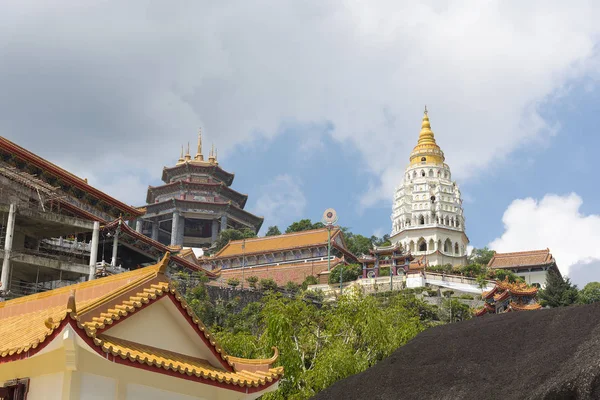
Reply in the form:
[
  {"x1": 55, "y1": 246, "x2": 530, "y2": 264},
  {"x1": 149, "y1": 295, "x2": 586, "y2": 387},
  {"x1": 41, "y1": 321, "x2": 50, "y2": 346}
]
[
  {"x1": 328, "y1": 264, "x2": 362, "y2": 284},
  {"x1": 492, "y1": 269, "x2": 523, "y2": 283},
  {"x1": 579, "y1": 282, "x2": 600, "y2": 304},
  {"x1": 226, "y1": 278, "x2": 240, "y2": 288},
  {"x1": 265, "y1": 226, "x2": 282, "y2": 236},
  {"x1": 284, "y1": 281, "x2": 301, "y2": 294},
  {"x1": 442, "y1": 290, "x2": 454, "y2": 298},
  {"x1": 286, "y1": 219, "x2": 325, "y2": 233},
  {"x1": 301, "y1": 275, "x2": 318, "y2": 290},
  {"x1": 440, "y1": 298, "x2": 472, "y2": 323},
  {"x1": 213, "y1": 228, "x2": 257, "y2": 252},
  {"x1": 246, "y1": 275, "x2": 259, "y2": 289},
  {"x1": 459, "y1": 294, "x2": 475, "y2": 300},
  {"x1": 342, "y1": 229, "x2": 373, "y2": 256},
  {"x1": 426, "y1": 289, "x2": 438, "y2": 297},
  {"x1": 259, "y1": 278, "x2": 279, "y2": 292},
  {"x1": 539, "y1": 270, "x2": 579, "y2": 308},
  {"x1": 379, "y1": 266, "x2": 391, "y2": 276},
  {"x1": 370, "y1": 234, "x2": 391, "y2": 247},
  {"x1": 468, "y1": 246, "x2": 495, "y2": 265}
]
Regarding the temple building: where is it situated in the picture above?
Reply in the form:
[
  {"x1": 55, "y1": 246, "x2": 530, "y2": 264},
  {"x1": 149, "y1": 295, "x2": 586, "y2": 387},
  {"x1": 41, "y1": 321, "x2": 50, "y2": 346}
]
[
  {"x1": 390, "y1": 109, "x2": 469, "y2": 267},
  {"x1": 202, "y1": 228, "x2": 358, "y2": 286},
  {"x1": 0, "y1": 136, "x2": 218, "y2": 301},
  {"x1": 0, "y1": 253, "x2": 282, "y2": 399},
  {"x1": 475, "y1": 277, "x2": 541, "y2": 316},
  {"x1": 359, "y1": 243, "x2": 415, "y2": 278},
  {"x1": 136, "y1": 131, "x2": 263, "y2": 249},
  {"x1": 487, "y1": 249, "x2": 560, "y2": 288}
]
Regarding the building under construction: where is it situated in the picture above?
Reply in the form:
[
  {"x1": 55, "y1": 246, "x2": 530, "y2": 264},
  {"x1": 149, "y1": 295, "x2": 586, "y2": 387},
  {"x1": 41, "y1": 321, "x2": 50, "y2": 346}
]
[{"x1": 0, "y1": 137, "x2": 217, "y2": 301}]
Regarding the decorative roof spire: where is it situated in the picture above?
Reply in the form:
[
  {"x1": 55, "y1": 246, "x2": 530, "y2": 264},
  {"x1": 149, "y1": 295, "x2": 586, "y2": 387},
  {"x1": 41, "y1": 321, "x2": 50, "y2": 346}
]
[
  {"x1": 408, "y1": 107, "x2": 445, "y2": 165},
  {"x1": 177, "y1": 145, "x2": 184, "y2": 164},
  {"x1": 215, "y1": 147, "x2": 218, "y2": 164},
  {"x1": 195, "y1": 128, "x2": 204, "y2": 161},
  {"x1": 208, "y1": 143, "x2": 216, "y2": 164},
  {"x1": 184, "y1": 142, "x2": 191, "y2": 161},
  {"x1": 417, "y1": 107, "x2": 436, "y2": 146}
]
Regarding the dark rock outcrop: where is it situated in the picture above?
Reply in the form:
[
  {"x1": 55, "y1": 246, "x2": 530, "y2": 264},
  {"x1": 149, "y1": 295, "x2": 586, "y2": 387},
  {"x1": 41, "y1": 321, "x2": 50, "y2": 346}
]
[{"x1": 312, "y1": 302, "x2": 600, "y2": 400}]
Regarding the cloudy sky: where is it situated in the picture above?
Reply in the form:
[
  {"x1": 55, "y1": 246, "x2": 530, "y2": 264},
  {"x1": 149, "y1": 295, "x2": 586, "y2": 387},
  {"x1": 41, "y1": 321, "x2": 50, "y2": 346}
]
[{"x1": 2, "y1": 1, "x2": 600, "y2": 285}]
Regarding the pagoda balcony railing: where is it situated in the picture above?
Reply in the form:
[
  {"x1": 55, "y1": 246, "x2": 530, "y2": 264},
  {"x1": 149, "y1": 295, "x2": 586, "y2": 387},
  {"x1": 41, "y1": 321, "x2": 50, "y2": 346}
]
[{"x1": 40, "y1": 238, "x2": 91, "y2": 254}]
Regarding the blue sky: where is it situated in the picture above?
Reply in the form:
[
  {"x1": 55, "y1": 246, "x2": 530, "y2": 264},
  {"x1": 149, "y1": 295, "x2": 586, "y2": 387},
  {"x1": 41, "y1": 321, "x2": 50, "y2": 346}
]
[{"x1": 2, "y1": 1, "x2": 600, "y2": 285}]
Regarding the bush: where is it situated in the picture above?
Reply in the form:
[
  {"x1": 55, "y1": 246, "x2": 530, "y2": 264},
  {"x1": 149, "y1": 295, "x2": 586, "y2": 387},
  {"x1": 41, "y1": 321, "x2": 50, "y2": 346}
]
[
  {"x1": 245, "y1": 275, "x2": 259, "y2": 289},
  {"x1": 259, "y1": 278, "x2": 278, "y2": 292},
  {"x1": 442, "y1": 290, "x2": 454, "y2": 298},
  {"x1": 284, "y1": 281, "x2": 301, "y2": 294},
  {"x1": 379, "y1": 266, "x2": 391, "y2": 276},
  {"x1": 460, "y1": 263, "x2": 485, "y2": 278},
  {"x1": 426, "y1": 289, "x2": 438, "y2": 297},
  {"x1": 459, "y1": 294, "x2": 474, "y2": 300},
  {"x1": 492, "y1": 269, "x2": 523, "y2": 283},
  {"x1": 226, "y1": 278, "x2": 240, "y2": 288},
  {"x1": 302, "y1": 275, "x2": 318, "y2": 290},
  {"x1": 328, "y1": 264, "x2": 362, "y2": 284}
]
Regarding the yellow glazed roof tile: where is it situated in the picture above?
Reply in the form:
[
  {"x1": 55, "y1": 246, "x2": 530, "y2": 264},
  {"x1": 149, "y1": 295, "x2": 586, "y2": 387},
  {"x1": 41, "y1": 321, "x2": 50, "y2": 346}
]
[
  {"x1": 0, "y1": 253, "x2": 282, "y2": 389},
  {"x1": 214, "y1": 228, "x2": 338, "y2": 258}
]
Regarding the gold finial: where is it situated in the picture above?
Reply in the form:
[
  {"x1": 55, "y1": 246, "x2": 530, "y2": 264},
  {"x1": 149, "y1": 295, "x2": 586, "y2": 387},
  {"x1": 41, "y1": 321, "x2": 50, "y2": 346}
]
[
  {"x1": 195, "y1": 128, "x2": 204, "y2": 161},
  {"x1": 424, "y1": 105, "x2": 428, "y2": 115},
  {"x1": 177, "y1": 145, "x2": 184, "y2": 164},
  {"x1": 208, "y1": 143, "x2": 216, "y2": 164},
  {"x1": 184, "y1": 142, "x2": 191, "y2": 161}
]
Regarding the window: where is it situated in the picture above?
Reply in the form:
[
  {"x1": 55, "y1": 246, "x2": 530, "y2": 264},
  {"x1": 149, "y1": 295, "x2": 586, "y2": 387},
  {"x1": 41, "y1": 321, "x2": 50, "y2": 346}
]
[
  {"x1": 421, "y1": 170, "x2": 425, "y2": 177},
  {"x1": 421, "y1": 157, "x2": 426, "y2": 162},
  {"x1": 1, "y1": 379, "x2": 29, "y2": 400}
]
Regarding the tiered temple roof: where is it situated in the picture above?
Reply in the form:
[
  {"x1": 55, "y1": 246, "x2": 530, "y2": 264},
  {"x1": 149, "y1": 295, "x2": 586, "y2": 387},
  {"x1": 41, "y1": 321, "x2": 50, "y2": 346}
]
[
  {"x1": 475, "y1": 278, "x2": 541, "y2": 316},
  {"x1": 0, "y1": 136, "x2": 143, "y2": 222}
]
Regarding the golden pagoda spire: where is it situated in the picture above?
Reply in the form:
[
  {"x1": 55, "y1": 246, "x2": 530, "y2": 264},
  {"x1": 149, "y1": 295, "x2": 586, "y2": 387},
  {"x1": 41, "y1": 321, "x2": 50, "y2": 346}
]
[
  {"x1": 194, "y1": 128, "x2": 204, "y2": 161},
  {"x1": 208, "y1": 143, "x2": 216, "y2": 164},
  {"x1": 177, "y1": 145, "x2": 184, "y2": 164},
  {"x1": 409, "y1": 107, "x2": 445, "y2": 165},
  {"x1": 215, "y1": 147, "x2": 218, "y2": 164},
  {"x1": 184, "y1": 142, "x2": 191, "y2": 161}
]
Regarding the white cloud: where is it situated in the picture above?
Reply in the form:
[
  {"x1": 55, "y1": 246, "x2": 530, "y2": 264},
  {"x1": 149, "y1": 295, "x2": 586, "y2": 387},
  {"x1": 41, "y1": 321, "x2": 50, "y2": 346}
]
[
  {"x1": 489, "y1": 193, "x2": 600, "y2": 277},
  {"x1": 1, "y1": 1, "x2": 600, "y2": 208},
  {"x1": 252, "y1": 174, "x2": 307, "y2": 232}
]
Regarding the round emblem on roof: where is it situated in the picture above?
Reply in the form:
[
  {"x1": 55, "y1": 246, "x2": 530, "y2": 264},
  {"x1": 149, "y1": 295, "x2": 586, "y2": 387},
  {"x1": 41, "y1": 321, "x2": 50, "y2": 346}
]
[{"x1": 322, "y1": 208, "x2": 338, "y2": 225}]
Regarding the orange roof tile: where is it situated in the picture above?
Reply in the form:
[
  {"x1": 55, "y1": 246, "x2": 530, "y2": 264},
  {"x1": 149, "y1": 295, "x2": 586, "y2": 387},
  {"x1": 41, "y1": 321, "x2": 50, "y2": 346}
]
[
  {"x1": 0, "y1": 253, "x2": 282, "y2": 390},
  {"x1": 488, "y1": 249, "x2": 554, "y2": 269},
  {"x1": 213, "y1": 228, "x2": 340, "y2": 258},
  {"x1": 509, "y1": 302, "x2": 542, "y2": 311}
]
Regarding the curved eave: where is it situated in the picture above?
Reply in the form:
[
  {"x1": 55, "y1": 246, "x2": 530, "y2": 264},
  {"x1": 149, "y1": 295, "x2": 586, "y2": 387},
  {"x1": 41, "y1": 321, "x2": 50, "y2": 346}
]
[
  {"x1": 0, "y1": 137, "x2": 143, "y2": 219},
  {"x1": 146, "y1": 181, "x2": 248, "y2": 207},
  {"x1": 161, "y1": 163, "x2": 235, "y2": 186}
]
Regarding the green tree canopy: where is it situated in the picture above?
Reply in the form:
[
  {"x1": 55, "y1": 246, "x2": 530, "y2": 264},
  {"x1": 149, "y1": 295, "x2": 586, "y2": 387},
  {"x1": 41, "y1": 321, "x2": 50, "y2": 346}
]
[
  {"x1": 539, "y1": 270, "x2": 579, "y2": 308},
  {"x1": 328, "y1": 264, "x2": 362, "y2": 284},
  {"x1": 343, "y1": 231, "x2": 372, "y2": 256},
  {"x1": 468, "y1": 247, "x2": 495, "y2": 265},
  {"x1": 579, "y1": 282, "x2": 600, "y2": 304},
  {"x1": 212, "y1": 228, "x2": 257, "y2": 252},
  {"x1": 371, "y1": 234, "x2": 391, "y2": 247},
  {"x1": 265, "y1": 226, "x2": 282, "y2": 236},
  {"x1": 286, "y1": 219, "x2": 325, "y2": 233}
]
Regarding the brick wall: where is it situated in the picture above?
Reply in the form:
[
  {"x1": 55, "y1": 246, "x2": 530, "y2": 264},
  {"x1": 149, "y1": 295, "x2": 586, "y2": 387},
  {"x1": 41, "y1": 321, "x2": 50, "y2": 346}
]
[{"x1": 219, "y1": 259, "x2": 339, "y2": 285}]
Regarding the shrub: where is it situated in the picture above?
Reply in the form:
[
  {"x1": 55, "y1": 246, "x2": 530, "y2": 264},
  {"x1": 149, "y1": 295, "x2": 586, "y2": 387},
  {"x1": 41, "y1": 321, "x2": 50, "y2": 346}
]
[
  {"x1": 302, "y1": 275, "x2": 318, "y2": 290},
  {"x1": 427, "y1": 289, "x2": 438, "y2": 297},
  {"x1": 328, "y1": 264, "x2": 362, "y2": 284},
  {"x1": 442, "y1": 290, "x2": 454, "y2": 298},
  {"x1": 245, "y1": 275, "x2": 259, "y2": 289},
  {"x1": 284, "y1": 281, "x2": 301, "y2": 294},
  {"x1": 459, "y1": 294, "x2": 474, "y2": 300},
  {"x1": 259, "y1": 278, "x2": 278, "y2": 292},
  {"x1": 226, "y1": 278, "x2": 240, "y2": 288}
]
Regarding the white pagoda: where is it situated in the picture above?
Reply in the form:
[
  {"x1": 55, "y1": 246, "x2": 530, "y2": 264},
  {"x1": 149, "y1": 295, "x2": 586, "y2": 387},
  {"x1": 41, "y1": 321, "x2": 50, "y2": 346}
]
[{"x1": 390, "y1": 108, "x2": 469, "y2": 267}]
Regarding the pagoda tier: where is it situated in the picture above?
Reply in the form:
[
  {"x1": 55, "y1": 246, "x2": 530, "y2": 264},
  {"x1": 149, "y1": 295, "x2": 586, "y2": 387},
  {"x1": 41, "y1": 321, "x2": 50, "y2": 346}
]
[
  {"x1": 137, "y1": 132, "x2": 263, "y2": 249},
  {"x1": 147, "y1": 180, "x2": 248, "y2": 208},
  {"x1": 162, "y1": 162, "x2": 234, "y2": 186},
  {"x1": 476, "y1": 278, "x2": 541, "y2": 316}
]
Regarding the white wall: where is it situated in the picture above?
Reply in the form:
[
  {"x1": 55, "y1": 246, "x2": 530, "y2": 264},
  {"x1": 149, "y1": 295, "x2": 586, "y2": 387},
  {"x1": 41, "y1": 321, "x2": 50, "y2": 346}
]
[
  {"x1": 516, "y1": 270, "x2": 548, "y2": 288},
  {"x1": 126, "y1": 383, "x2": 207, "y2": 400},
  {"x1": 80, "y1": 373, "x2": 116, "y2": 400},
  {"x1": 25, "y1": 373, "x2": 63, "y2": 400}
]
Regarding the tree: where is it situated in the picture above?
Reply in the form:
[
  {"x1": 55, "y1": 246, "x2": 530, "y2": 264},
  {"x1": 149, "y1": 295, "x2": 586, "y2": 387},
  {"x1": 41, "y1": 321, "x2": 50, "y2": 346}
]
[
  {"x1": 579, "y1": 282, "x2": 600, "y2": 304},
  {"x1": 440, "y1": 298, "x2": 472, "y2": 323},
  {"x1": 371, "y1": 234, "x2": 391, "y2": 247},
  {"x1": 302, "y1": 275, "x2": 318, "y2": 290},
  {"x1": 286, "y1": 219, "x2": 324, "y2": 233},
  {"x1": 265, "y1": 226, "x2": 281, "y2": 237},
  {"x1": 328, "y1": 264, "x2": 362, "y2": 284},
  {"x1": 468, "y1": 247, "x2": 495, "y2": 265},
  {"x1": 259, "y1": 278, "x2": 278, "y2": 292},
  {"x1": 213, "y1": 228, "x2": 257, "y2": 252},
  {"x1": 539, "y1": 270, "x2": 579, "y2": 308},
  {"x1": 246, "y1": 275, "x2": 259, "y2": 289},
  {"x1": 226, "y1": 278, "x2": 240, "y2": 288},
  {"x1": 345, "y1": 233, "x2": 372, "y2": 256},
  {"x1": 284, "y1": 281, "x2": 301, "y2": 294}
]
